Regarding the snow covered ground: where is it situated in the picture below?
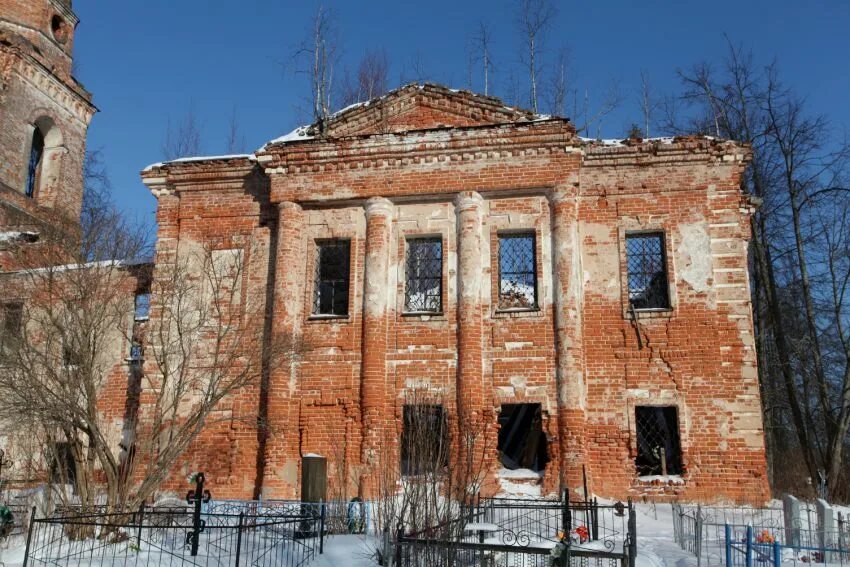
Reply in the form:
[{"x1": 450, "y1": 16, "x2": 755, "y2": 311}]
[{"x1": 0, "y1": 503, "x2": 727, "y2": 567}]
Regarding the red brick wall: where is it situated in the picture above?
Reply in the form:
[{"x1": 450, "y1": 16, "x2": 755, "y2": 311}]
[{"x1": 142, "y1": 113, "x2": 769, "y2": 503}]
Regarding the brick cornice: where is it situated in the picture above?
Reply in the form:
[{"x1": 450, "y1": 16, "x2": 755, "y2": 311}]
[{"x1": 257, "y1": 120, "x2": 577, "y2": 173}]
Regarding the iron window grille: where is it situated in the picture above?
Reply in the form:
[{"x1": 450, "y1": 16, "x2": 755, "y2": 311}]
[
  {"x1": 498, "y1": 233, "x2": 538, "y2": 309},
  {"x1": 404, "y1": 237, "x2": 442, "y2": 313},
  {"x1": 401, "y1": 404, "x2": 448, "y2": 476},
  {"x1": 635, "y1": 406, "x2": 683, "y2": 476},
  {"x1": 626, "y1": 232, "x2": 670, "y2": 310},
  {"x1": 313, "y1": 240, "x2": 351, "y2": 316}
]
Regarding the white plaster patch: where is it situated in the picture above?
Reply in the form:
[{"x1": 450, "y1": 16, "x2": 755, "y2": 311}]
[{"x1": 677, "y1": 221, "x2": 711, "y2": 293}]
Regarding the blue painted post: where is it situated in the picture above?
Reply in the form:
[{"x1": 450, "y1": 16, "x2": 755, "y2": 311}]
[
  {"x1": 746, "y1": 526, "x2": 753, "y2": 567},
  {"x1": 726, "y1": 525, "x2": 733, "y2": 567},
  {"x1": 773, "y1": 541, "x2": 781, "y2": 566}
]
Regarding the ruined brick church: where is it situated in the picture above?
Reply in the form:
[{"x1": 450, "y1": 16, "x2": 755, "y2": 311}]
[
  {"x1": 1, "y1": 0, "x2": 769, "y2": 504},
  {"x1": 142, "y1": 83, "x2": 769, "y2": 503}
]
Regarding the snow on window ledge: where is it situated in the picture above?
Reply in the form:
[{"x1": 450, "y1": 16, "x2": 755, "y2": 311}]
[{"x1": 634, "y1": 474, "x2": 686, "y2": 485}]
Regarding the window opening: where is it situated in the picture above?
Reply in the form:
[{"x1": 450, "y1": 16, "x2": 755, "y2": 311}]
[
  {"x1": 26, "y1": 127, "x2": 45, "y2": 198},
  {"x1": 401, "y1": 404, "x2": 448, "y2": 476},
  {"x1": 497, "y1": 403, "x2": 548, "y2": 472},
  {"x1": 313, "y1": 240, "x2": 350, "y2": 316},
  {"x1": 626, "y1": 233, "x2": 670, "y2": 310},
  {"x1": 404, "y1": 237, "x2": 442, "y2": 313},
  {"x1": 635, "y1": 406, "x2": 683, "y2": 476},
  {"x1": 498, "y1": 233, "x2": 537, "y2": 309}
]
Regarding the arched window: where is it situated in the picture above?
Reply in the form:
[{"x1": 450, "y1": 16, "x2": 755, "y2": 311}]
[
  {"x1": 25, "y1": 127, "x2": 45, "y2": 198},
  {"x1": 24, "y1": 117, "x2": 63, "y2": 203}
]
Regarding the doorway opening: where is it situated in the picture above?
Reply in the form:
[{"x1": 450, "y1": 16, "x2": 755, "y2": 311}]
[{"x1": 497, "y1": 403, "x2": 548, "y2": 472}]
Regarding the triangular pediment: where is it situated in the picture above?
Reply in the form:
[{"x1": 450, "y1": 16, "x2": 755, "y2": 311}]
[{"x1": 318, "y1": 83, "x2": 543, "y2": 138}]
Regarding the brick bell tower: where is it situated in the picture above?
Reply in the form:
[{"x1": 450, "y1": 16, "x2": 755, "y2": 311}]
[{"x1": 0, "y1": 0, "x2": 96, "y2": 268}]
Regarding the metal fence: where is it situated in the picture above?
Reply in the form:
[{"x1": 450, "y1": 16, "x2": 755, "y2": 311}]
[
  {"x1": 395, "y1": 494, "x2": 636, "y2": 567},
  {"x1": 22, "y1": 506, "x2": 324, "y2": 566},
  {"x1": 724, "y1": 523, "x2": 850, "y2": 566}
]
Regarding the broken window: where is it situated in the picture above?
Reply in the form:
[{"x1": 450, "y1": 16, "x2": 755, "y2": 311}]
[
  {"x1": 62, "y1": 343, "x2": 81, "y2": 369},
  {"x1": 404, "y1": 237, "x2": 442, "y2": 313},
  {"x1": 313, "y1": 240, "x2": 350, "y2": 316},
  {"x1": 498, "y1": 233, "x2": 537, "y2": 309},
  {"x1": 626, "y1": 232, "x2": 670, "y2": 310},
  {"x1": 635, "y1": 406, "x2": 683, "y2": 476},
  {"x1": 134, "y1": 292, "x2": 151, "y2": 321},
  {"x1": 401, "y1": 405, "x2": 448, "y2": 476},
  {"x1": 497, "y1": 403, "x2": 548, "y2": 472}
]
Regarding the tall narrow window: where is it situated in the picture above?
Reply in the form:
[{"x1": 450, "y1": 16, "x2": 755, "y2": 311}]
[
  {"x1": 134, "y1": 293, "x2": 151, "y2": 321},
  {"x1": 2, "y1": 302, "x2": 23, "y2": 338},
  {"x1": 498, "y1": 233, "x2": 537, "y2": 309},
  {"x1": 26, "y1": 127, "x2": 45, "y2": 198},
  {"x1": 401, "y1": 405, "x2": 448, "y2": 476},
  {"x1": 313, "y1": 240, "x2": 350, "y2": 316},
  {"x1": 405, "y1": 237, "x2": 442, "y2": 313},
  {"x1": 626, "y1": 232, "x2": 670, "y2": 310},
  {"x1": 635, "y1": 406, "x2": 683, "y2": 476}
]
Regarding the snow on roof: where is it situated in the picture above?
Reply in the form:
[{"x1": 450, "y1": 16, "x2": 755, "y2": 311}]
[
  {"x1": 143, "y1": 153, "x2": 256, "y2": 172},
  {"x1": 0, "y1": 231, "x2": 39, "y2": 243},
  {"x1": 579, "y1": 135, "x2": 719, "y2": 147},
  {"x1": 264, "y1": 125, "x2": 314, "y2": 147},
  {"x1": 8, "y1": 257, "x2": 152, "y2": 275}
]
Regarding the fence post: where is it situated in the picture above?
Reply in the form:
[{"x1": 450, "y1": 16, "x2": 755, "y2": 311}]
[
  {"x1": 319, "y1": 501, "x2": 326, "y2": 554},
  {"x1": 746, "y1": 525, "x2": 753, "y2": 567},
  {"x1": 773, "y1": 541, "x2": 781, "y2": 567},
  {"x1": 817, "y1": 498, "x2": 835, "y2": 563},
  {"x1": 136, "y1": 502, "x2": 145, "y2": 548},
  {"x1": 695, "y1": 506, "x2": 703, "y2": 567},
  {"x1": 21, "y1": 506, "x2": 36, "y2": 567},
  {"x1": 726, "y1": 525, "x2": 732, "y2": 567},
  {"x1": 628, "y1": 499, "x2": 637, "y2": 567},
  {"x1": 592, "y1": 497, "x2": 599, "y2": 541},
  {"x1": 393, "y1": 527, "x2": 403, "y2": 567},
  {"x1": 783, "y1": 494, "x2": 801, "y2": 548},
  {"x1": 234, "y1": 512, "x2": 244, "y2": 567}
]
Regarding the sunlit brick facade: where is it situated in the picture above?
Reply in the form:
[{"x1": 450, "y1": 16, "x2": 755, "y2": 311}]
[{"x1": 141, "y1": 84, "x2": 770, "y2": 504}]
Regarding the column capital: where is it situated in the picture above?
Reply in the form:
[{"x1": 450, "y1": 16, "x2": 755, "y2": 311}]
[
  {"x1": 547, "y1": 185, "x2": 578, "y2": 204},
  {"x1": 364, "y1": 196, "x2": 394, "y2": 218},
  {"x1": 454, "y1": 191, "x2": 484, "y2": 212}
]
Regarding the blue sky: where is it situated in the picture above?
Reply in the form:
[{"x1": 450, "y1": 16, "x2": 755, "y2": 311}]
[{"x1": 73, "y1": 1, "x2": 850, "y2": 226}]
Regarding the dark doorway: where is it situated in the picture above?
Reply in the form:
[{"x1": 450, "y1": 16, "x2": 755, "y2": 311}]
[{"x1": 497, "y1": 403, "x2": 548, "y2": 472}]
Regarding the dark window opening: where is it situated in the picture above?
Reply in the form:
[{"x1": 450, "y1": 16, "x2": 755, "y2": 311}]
[
  {"x1": 2, "y1": 302, "x2": 23, "y2": 338},
  {"x1": 626, "y1": 232, "x2": 670, "y2": 310},
  {"x1": 49, "y1": 442, "x2": 76, "y2": 484},
  {"x1": 635, "y1": 406, "x2": 683, "y2": 476},
  {"x1": 498, "y1": 233, "x2": 538, "y2": 310},
  {"x1": 313, "y1": 240, "x2": 350, "y2": 316},
  {"x1": 26, "y1": 127, "x2": 45, "y2": 199},
  {"x1": 498, "y1": 403, "x2": 548, "y2": 472},
  {"x1": 404, "y1": 237, "x2": 442, "y2": 313},
  {"x1": 134, "y1": 293, "x2": 151, "y2": 321},
  {"x1": 62, "y1": 344, "x2": 81, "y2": 368},
  {"x1": 51, "y1": 15, "x2": 68, "y2": 43},
  {"x1": 401, "y1": 405, "x2": 448, "y2": 476}
]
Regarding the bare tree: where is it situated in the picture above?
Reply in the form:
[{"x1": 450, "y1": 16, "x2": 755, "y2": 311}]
[
  {"x1": 225, "y1": 106, "x2": 247, "y2": 155},
  {"x1": 672, "y1": 40, "x2": 850, "y2": 498},
  {"x1": 637, "y1": 69, "x2": 660, "y2": 138},
  {"x1": 162, "y1": 108, "x2": 202, "y2": 161},
  {"x1": 517, "y1": 0, "x2": 556, "y2": 113},
  {"x1": 546, "y1": 47, "x2": 571, "y2": 117},
  {"x1": 339, "y1": 48, "x2": 390, "y2": 108},
  {"x1": 367, "y1": 388, "x2": 492, "y2": 565},
  {"x1": 291, "y1": 4, "x2": 338, "y2": 124},
  {"x1": 471, "y1": 22, "x2": 494, "y2": 96}
]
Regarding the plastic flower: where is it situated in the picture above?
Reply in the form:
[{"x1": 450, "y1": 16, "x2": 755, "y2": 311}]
[{"x1": 573, "y1": 525, "x2": 590, "y2": 543}]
